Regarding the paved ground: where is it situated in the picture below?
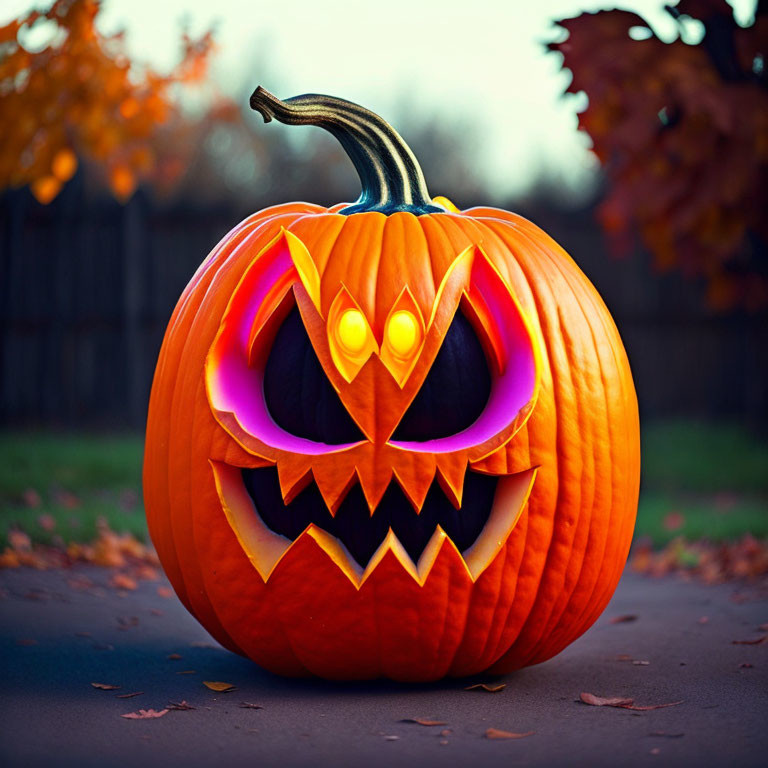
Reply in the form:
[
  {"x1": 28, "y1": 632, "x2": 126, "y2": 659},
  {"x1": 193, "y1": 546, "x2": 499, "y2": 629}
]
[{"x1": 1, "y1": 566, "x2": 766, "y2": 768}]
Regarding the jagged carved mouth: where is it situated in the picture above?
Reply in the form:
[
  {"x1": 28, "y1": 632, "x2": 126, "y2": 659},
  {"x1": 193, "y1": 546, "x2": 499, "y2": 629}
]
[{"x1": 211, "y1": 460, "x2": 536, "y2": 587}]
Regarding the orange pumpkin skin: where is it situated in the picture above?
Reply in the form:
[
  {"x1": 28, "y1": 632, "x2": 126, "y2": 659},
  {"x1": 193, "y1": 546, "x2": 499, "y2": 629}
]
[{"x1": 143, "y1": 91, "x2": 639, "y2": 681}]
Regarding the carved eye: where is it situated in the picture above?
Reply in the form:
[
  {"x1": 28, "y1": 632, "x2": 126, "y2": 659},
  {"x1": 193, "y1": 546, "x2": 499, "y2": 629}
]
[
  {"x1": 391, "y1": 311, "x2": 491, "y2": 441},
  {"x1": 264, "y1": 306, "x2": 364, "y2": 444}
]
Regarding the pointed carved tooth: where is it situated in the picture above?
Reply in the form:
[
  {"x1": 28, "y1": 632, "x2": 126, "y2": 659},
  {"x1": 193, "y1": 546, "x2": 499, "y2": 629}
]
[
  {"x1": 289, "y1": 524, "x2": 363, "y2": 587},
  {"x1": 360, "y1": 529, "x2": 419, "y2": 586},
  {"x1": 356, "y1": 465, "x2": 392, "y2": 515},
  {"x1": 275, "y1": 460, "x2": 313, "y2": 505},
  {"x1": 463, "y1": 467, "x2": 537, "y2": 581},
  {"x1": 435, "y1": 455, "x2": 468, "y2": 509},
  {"x1": 417, "y1": 526, "x2": 473, "y2": 583},
  {"x1": 392, "y1": 454, "x2": 437, "y2": 512},
  {"x1": 313, "y1": 467, "x2": 358, "y2": 515},
  {"x1": 210, "y1": 460, "x2": 291, "y2": 582}
]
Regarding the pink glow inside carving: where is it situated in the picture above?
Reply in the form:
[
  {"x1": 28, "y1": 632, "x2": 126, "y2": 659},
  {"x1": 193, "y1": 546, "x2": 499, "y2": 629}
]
[
  {"x1": 389, "y1": 255, "x2": 537, "y2": 453},
  {"x1": 207, "y1": 234, "x2": 361, "y2": 455},
  {"x1": 208, "y1": 235, "x2": 537, "y2": 456}
]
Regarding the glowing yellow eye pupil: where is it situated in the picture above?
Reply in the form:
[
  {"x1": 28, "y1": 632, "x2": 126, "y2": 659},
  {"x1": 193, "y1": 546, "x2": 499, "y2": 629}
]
[
  {"x1": 386, "y1": 310, "x2": 418, "y2": 357},
  {"x1": 337, "y1": 309, "x2": 367, "y2": 354}
]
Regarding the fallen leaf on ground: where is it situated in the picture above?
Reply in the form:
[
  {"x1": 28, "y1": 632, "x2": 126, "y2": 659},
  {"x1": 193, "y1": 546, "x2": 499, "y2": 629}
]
[
  {"x1": 116, "y1": 692, "x2": 144, "y2": 699},
  {"x1": 580, "y1": 693, "x2": 634, "y2": 707},
  {"x1": 121, "y1": 708, "x2": 168, "y2": 719},
  {"x1": 167, "y1": 653, "x2": 182, "y2": 660},
  {"x1": 239, "y1": 702, "x2": 263, "y2": 709},
  {"x1": 626, "y1": 701, "x2": 683, "y2": 711},
  {"x1": 581, "y1": 692, "x2": 683, "y2": 711},
  {"x1": 157, "y1": 586, "x2": 173, "y2": 598},
  {"x1": 203, "y1": 681, "x2": 235, "y2": 692},
  {"x1": 116, "y1": 616, "x2": 139, "y2": 629},
  {"x1": 91, "y1": 682, "x2": 121, "y2": 690},
  {"x1": 176, "y1": 670, "x2": 196, "y2": 675},
  {"x1": 400, "y1": 718, "x2": 447, "y2": 726},
  {"x1": 485, "y1": 728, "x2": 535, "y2": 740},
  {"x1": 732, "y1": 636, "x2": 768, "y2": 645},
  {"x1": 465, "y1": 683, "x2": 506, "y2": 693},
  {"x1": 609, "y1": 614, "x2": 637, "y2": 624},
  {"x1": 110, "y1": 574, "x2": 138, "y2": 591},
  {"x1": 614, "y1": 654, "x2": 633, "y2": 661},
  {"x1": 150, "y1": 609, "x2": 164, "y2": 616},
  {"x1": 168, "y1": 700, "x2": 195, "y2": 710}
]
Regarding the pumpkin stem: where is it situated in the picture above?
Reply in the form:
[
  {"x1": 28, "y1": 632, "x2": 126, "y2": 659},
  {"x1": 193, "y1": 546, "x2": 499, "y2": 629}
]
[{"x1": 250, "y1": 86, "x2": 445, "y2": 216}]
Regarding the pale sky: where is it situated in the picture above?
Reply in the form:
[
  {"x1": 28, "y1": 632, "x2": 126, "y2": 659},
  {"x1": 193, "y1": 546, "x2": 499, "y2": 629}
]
[{"x1": 4, "y1": 0, "x2": 756, "y2": 197}]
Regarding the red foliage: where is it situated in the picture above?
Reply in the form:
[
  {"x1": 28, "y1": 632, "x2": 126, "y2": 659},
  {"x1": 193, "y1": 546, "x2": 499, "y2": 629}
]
[
  {"x1": 550, "y1": 0, "x2": 768, "y2": 310},
  {"x1": 0, "y1": 0, "x2": 218, "y2": 203}
]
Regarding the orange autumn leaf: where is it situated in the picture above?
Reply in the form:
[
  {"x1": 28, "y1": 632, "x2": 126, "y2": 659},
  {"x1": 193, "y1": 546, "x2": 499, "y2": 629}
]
[
  {"x1": 0, "y1": 0, "x2": 218, "y2": 204},
  {"x1": 51, "y1": 149, "x2": 78, "y2": 182},
  {"x1": 203, "y1": 681, "x2": 236, "y2": 692},
  {"x1": 485, "y1": 728, "x2": 535, "y2": 740}
]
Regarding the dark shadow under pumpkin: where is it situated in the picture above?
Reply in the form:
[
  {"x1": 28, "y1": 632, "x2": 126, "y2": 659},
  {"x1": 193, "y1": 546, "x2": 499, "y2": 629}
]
[{"x1": 242, "y1": 466, "x2": 499, "y2": 569}]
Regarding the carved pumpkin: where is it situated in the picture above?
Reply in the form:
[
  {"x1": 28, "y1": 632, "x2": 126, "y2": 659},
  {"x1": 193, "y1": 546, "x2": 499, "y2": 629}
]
[{"x1": 143, "y1": 88, "x2": 640, "y2": 681}]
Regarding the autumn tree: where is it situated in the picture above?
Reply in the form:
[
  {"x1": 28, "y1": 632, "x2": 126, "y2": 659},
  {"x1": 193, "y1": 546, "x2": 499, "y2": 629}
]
[
  {"x1": 550, "y1": 0, "x2": 768, "y2": 310},
  {"x1": 0, "y1": 0, "x2": 219, "y2": 204}
]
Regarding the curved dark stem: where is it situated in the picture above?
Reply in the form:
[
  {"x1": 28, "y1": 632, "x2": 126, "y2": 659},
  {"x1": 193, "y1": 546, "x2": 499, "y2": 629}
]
[{"x1": 250, "y1": 86, "x2": 444, "y2": 215}]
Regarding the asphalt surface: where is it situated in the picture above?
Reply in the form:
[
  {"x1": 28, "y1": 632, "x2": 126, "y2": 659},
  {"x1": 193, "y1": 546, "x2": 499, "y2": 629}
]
[{"x1": 1, "y1": 566, "x2": 766, "y2": 768}]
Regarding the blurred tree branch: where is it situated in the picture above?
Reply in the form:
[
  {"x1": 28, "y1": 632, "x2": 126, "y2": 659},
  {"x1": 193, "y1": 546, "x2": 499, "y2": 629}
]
[
  {"x1": 0, "y1": 0, "x2": 221, "y2": 203},
  {"x1": 550, "y1": 0, "x2": 768, "y2": 310}
]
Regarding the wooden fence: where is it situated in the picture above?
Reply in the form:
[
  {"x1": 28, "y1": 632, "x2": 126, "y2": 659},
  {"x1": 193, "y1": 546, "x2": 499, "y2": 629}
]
[{"x1": 1, "y1": 186, "x2": 766, "y2": 430}]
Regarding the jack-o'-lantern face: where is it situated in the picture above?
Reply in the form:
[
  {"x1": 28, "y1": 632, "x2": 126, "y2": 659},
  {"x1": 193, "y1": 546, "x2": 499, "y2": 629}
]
[
  {"x1": 206, "y1": 228, "x2": 541, "y2": 584},
  {"x1": 143, "y1": 88, "x2": 640, "y2": 681}
]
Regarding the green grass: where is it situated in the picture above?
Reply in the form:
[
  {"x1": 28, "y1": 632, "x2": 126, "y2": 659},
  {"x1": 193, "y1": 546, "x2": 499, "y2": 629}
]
[
  {"x1": 636, "y1": 421, "x2": 768, "y2": 544},
  {"x1": 0, "y1": 432, "x2": 147, "y2": 547},
  {"x1": 0, "y1": 421, "x2": 766, "y2": 548}
]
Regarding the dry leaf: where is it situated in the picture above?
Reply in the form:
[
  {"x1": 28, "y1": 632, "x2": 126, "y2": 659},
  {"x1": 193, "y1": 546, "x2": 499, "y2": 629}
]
[
  {"x1": 732, "y1": 636, "x2": 768, "y2": 645},
  {"x1": 400, "y1": 718, "x2": 447, "y2": 726},
  {"x1": 167, "y1": 653, "x2": 182, "y2": 660},
  {"x1": 625, "y1": 701, "x2": 684, "y2": 711},
  {"x1": 116, "y1": 692, "x2": 144, "y2": 699},
  {"x1": 609, "y1": 614, "x2": 637, "y2": 625},
  {"x1": 580, "y1": 692, "x2": 634, "y2": 707},
  {"x1": 203, "y1": 681, "x2": 235, "y2": 692},
  {"x1": 580, "y1": 692, "x2": 683, "y2": 711},
  {"x1": 614, "y1": 654, "x2": 633, "y2": 661},
  {"x1": 157, "y1": 586, "x2": 173, "y2": 598},
  {"x1": 485, "y1": 728, "x2": 535, "y2": 740},
  {"x1": 121, "y1": 709, "x2": 168, "y2": 719},
  {"x1": 110, "y1": 574, "x2": 138, "y2": 591},
  {"x1": 239, "y1": 702, "x2": 263, "y2": 709},
  {"x1": 465, "y1": 683, "x2": 506, "y2": 693},
  {"x1": 91, "y1": 682, "x2": 121, "y2": 690},
  {"x1": 176, "y1": 670, "x2": 196, "y2": 675},
  {"x1": 168, "y1": 700, "x2": 195, "y2": 710}
]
